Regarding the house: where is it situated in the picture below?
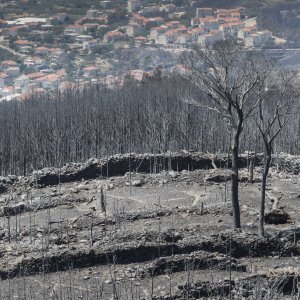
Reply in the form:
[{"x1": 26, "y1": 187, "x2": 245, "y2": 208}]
[
  {"x1": 56, "y1": 13, "x2": 68, "y2": 23},
  {"x1": 6, "y1": 67, "x2": 20, "y2": 78},
  {"x1": 14, "y1": 39, "x2": 33, "y2": 53},
  {"x1": 143, "y1": 18, "x2": 160, "y2": 29},
  {"x1": 14, "y1": 39, "x2": 32, "y2": 47},
  {"x1": 0, "y1": 77, "x2": 4, "y2": 88},
  {"x1": 126, "y1": 24, "x2": 144, "y2": 36},
  {"x1": 103, "y1": 31, "x2": 126, "y2": 43},
  {"x1": 257, "y1": 30, "x2": 273, "y2": 44},
  {"x1": 150, "y1": 26, "x2": 168, "y2": 40},
  {"x1": 128, "y1": 0, "x2": 140, "y2": 13},
  {"x1": 244, "y1": 34, "x2": 261, "y2": 48},
  {"x1": 0, "y1": 86, "x2": 20, "y2": 100},
  {"x1": 83, "y1": 39, "x2": 99, "y2": 50},
  {"x1": 199, "y1": 17, "x2": 220, "y2": 31},
  {"x1": 86, "y1": 8, "x2": 100, "y2": 19},
  {"x1": 83, "y1": 23, "x2": 100, "y2": 31},
  {"x1": 14, "y1": 75, "x2": 29, "y2": 90},
  {"x1": 0, "y1": 73, "x2": 10, "y2": 85},
  {"x1": 196, "y1": 8, "x2": 213, "y2": 18},
  {"x1": 18, "y1": 87, "x2": 47, "y2": 101},
  {"x1": 99, "y1": 75, "x2": 124, "y2": 88},
  {"x1": 35, "y1": 46, "x2": 51, "y2": 55},
  {"x1": 76, "y1": 35, "x2": 94, "y2": 43},
  {"x1": 198, "y1": 30, "x2": 223, "y2": 46},
  {"x1": 165, "y1": 21, "x2": 181, "y2": 29},
  {"x1": 83, "y1": 66, "x2": 99, "y2": 77},
  {"x1": 135, "y1": 36, "x2": 148, "y2": 46},
  {"x1": 131, "y1": 14, "x2": 161, "y2": 29},
  {"x1": 0, "y1": 20, "x2": 8, "y2": 28},
  {"x1": 64, "y1": 25, "x2": 84, "y2": 34},
  {"x1": 27, "y1": 72, "x2": 45, "y2": 83},
  {"x1": 160, "y1": 4, "x2": 177, "y2": 13},
  {"x1": 49, "y1": 48, "x2": 66, "y2": 63},
  {"x1": 237, "y1": 26, "x2": 257, "y2": 40},
  {"x1": 191, "y1": 18, "x2": 201, "y2": 26},
  {"x1": 158, "y1": 29, "x2": 183, "y2": 45},
  {"x1": 12, "y1": 17, "x2": 48, "y2": 25},
  {"x1": 176, "y1": 33, "x2": 192, "y2": 45},
  {"x1": 99, "y1": 1, "x2": 113, "y2": 8},
  {"x1": 216, "y1": 9, "x2": 241, "y2": 19},
  {"x1": 139, "y1": 6, "x2": 160, "y2": 17},
  {"x1": 127, "y1": 69, "x2": 145, "y2": 81},
  {"x1": 1, "y1": 60, "x2": 18, "y2": 71},
  {"x1": 219, "y1": 22, "x2": 244, "y2": 37},
  {"x1": 188, "y1": 27, "x2": 205, "y2": 39},
  {"x1": 243, "y1": 30, "x2": 273, "y2": 48},
  {"x1": 218, "y1": 17, "x2": 241, "y2": 25},
  {"x1": 24, "y1": 56, "x2": 46, "y2": 71},
  {"x1": 2, "y1": 26, "x2": 27, "y2": 37},
  {"x1": 35, "y1": 73, "x2": 64, "y2": 90}
]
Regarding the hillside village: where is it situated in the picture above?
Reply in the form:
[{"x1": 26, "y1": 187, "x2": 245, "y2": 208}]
[{"x1": 0, "y1": 0, "x2": 289, "y2": 101}]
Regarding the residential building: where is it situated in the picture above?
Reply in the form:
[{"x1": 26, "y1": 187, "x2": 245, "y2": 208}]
[
  {"x1": 36, "y1": 72, "x2": 65, "y2": 90},
  {"x1": 49, "y1": 49, "x2": 66, "y2": 63},
  {"x1": 0, "y1": 77, "x2": 4, "y2": 88},
  {"x1": 237, "y1": 26, "x2": 257, "y2": 39},
  {"x1": 200, "y1": 17, "x2": 220, "y2": 31},
  {"x1": 24, "y1": 56, "x2": 46, "y2": 70},
  {"x1": 126, "y1": 24, "x2": 144, "y2": 36},
  {"x1": 150, "y1": 26, "x2": 167, "y2": 40},
  {"x1": 1, "y1": 60, "x2": 18, "y2": 71},
  {"x1": 135, "y1": 36, "x2": 148, "y2": 46},
  {"x1": 128, "y1": 0, "x2": 140, "y2": 13},
  {"x1": 219, "y1": 21, "x2": 244, "y2": 38},
  {"x1": 244, "y1": 33, "x2": 261, "y2": 48},
  {"x1": 83, "y1": 39, "x2": 99, "y2": 50},
  {"x1": 6, "y1": 67, "x2": 20, "y2": 78},
  {"x1": 15, "y1": 75, "x2": 29, "y2": 90},
  {"x1": 76, "y1": 35, "x2": 94, "y2": 43},
  {"x1": 196, "y1": 8, "x2": 213, "y2": 18},
  {"x1": 64, "y1": 25, "x2": 84, "y2": 34},
  {"x1": 83, "y1": 66, "x2": 99, "y2": 77},
  {"x1": 103, "y1": 31, "x2": 126, "y2": 43},
  {"x1": 198, "y1": 30, "x2": 223, "y2": 46},
  {"x1": 0, "y1": 73, "x2": 10, "y2": 85}
]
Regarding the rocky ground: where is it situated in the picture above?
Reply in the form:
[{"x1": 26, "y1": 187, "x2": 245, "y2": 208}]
[{"x1": 0, "y1": 153, "x2": 299, "y2": 299}]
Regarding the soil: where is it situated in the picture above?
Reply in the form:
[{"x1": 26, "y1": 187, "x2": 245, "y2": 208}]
[{"x1": 0, "y1": 153, "x2": 299, "y2": 299}]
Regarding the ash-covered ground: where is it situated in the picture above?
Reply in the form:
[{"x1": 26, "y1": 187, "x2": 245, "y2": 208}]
[{"x1": 0, "y1": 153, "x2": 299, "y2": 299}]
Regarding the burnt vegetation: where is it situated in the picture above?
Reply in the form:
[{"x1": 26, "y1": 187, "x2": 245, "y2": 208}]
[
  {"x1": 0, "y1": 73, "x2": 299, "y2": 177},
  {"x1": 0, "y1": 42, "x2": 299, "y2": 299}
]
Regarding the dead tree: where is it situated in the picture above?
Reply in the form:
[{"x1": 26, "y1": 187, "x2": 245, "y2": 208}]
[
  {"x1": 100, "y1": 187, "x2": 106, "y2": 213},
  {"x1": 181, "y1": 40, "x2": 273, "y2": 228},
  {"x1": 256, "y1": 71, "x2": 297, "y2": 237}
]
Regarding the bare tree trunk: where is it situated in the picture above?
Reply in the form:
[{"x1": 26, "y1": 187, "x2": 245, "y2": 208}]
[
  {"x1": 249, "y1": 158, "x2": 254, "y2": 184},
  {"x1": 259, "y1": 147, "x2": 271, "y2": 237},
  {"x1": 231, "y1": 129, "x2": 241, "y2": 229}
]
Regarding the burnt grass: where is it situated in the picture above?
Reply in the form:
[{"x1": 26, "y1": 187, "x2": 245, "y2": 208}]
[{"x1": 0, "y1": 153, "x2": 299, "y2": 299}]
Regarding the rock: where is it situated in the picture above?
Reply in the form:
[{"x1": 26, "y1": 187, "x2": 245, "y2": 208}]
[
  {"x1": 169, "y1": 171, "x2": 179, "y2": 178},
  {"x1": 265, "y1": 210, "x2": 290, "y2": 224},
  {"x1": 132, "y1": 180, "x2": 143, "y2": 187}
]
